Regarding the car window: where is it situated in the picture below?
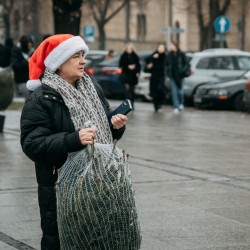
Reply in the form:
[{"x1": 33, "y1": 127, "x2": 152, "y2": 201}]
[
  {"x1": 85, "y1": 54, "x2": 107, "y2": 65},
  {"x1": 236, "y1": 56, "x2": 250, "y2": 70},
  {"x1": 86, "y1": 54, "x2": 106, "y2": 61},
  {"x1": 196, "y1": 57, "x2": 210, "y2": 69},
  {"x1": 97, "y1": 55, "x2": 120, "y2": 66},
  {"x1": 215, "y1": 57, "x2": 234, "y2": 70},
  {"x1": 196, "y1": 56, "x2": 235, "y2": 70}
]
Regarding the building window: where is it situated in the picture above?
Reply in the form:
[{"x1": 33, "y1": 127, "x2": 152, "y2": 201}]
[{"x1": 137, "y1": 13, "x2": 146, "y2": 41}]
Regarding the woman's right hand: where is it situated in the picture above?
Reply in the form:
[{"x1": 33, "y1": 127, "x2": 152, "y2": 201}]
[
  {"x1": 147, "y1": 63, "x2": 153, "y2": 69},
  {"x1": 128, "y1": 64, "x2": 136, "y2": 70},
  {"x1": 79, "y1": 128, "x2": 97, "y2": 145}
]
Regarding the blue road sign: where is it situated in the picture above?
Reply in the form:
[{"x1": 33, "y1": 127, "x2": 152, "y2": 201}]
[
  {"x1": 83, "y1": 25, "x2": 95, "y2": 42},
  {"x1": 214, "y1": 16, "x2": 230, "y2": 33}
]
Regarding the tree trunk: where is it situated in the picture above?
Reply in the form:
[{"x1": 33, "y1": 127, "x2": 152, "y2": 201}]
[
  {"x1": 239, "y1": 0, "x2": 246, "y2": 50},
  {"x1": 98, "y1": 23, "x2": 106, "y2": 50},
  {"x1": 196, "y1": 0, "x2": 231, "y2": 50},
  {"x1": 54, "y1": 12, "x2": 81, "y2": 35},
  {"x1": 84, "y1": 0, "x2": 127, "y2": 49},
  {"x1": 125, "y1": 0, "x2": 130, "y2": 42},
  {"x1": 1, "y1": 0, "x2": 14, "y2": 38},
  {"x1": 52, "y1": 0, "x2": 82, "y2": 35},
  {"x1": 200, "y1": 28, "x2": 208, "y2": 50}
]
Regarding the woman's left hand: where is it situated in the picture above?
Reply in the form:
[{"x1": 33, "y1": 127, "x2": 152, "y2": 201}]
[{"x1": 111, "y1": 114, "x2": 128, "y2": 129}]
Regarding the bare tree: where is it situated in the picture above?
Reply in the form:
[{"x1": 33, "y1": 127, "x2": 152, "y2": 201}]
[
  {"x1": 196, "y1": 0, "x2": 231, "y2": 50},
  {"x1": 238, "y1": 0, "x2": 248, "y2": 50},
  {"x1": 52, "y1": 0, "x2": 83, "y2": 35},
  {"x1": 83, "y1": 0, "x2": 128, "y2": 49},
  {"x1": 0, "y1": 0, "x2": 14, "y2": 38}
]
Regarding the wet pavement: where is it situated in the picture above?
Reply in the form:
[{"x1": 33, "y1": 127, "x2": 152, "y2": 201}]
[{"x1": 1, "y1": 99, "x2": 250, "y2": 249}]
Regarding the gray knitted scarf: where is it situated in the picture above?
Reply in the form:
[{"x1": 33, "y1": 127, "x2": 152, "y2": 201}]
[{"x1": 42, "y1": 68, "x2": 113, "y2": 144}]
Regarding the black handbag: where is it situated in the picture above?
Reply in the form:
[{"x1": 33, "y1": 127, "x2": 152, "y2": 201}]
[
  {"x1": 180, "y1": 53, "x2": 191, "y2": 78},
  {"x1": 181, "y1": 64, "x2": 191, "y2": 77}
]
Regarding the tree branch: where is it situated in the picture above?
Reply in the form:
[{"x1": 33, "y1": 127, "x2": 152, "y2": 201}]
[
  {"x1": 105, "y1": 0, "x2": 127, "y2": 24},
  {"x1": 220, "y1": 0, "x2": 231, "y2": 15},
  {"x1": 196, "y1": 0, "x2": 204, "y2": 30}
]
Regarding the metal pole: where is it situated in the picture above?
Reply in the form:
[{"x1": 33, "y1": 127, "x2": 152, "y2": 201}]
[
  {"x1": 220, "y1": 33, "x2": 223, "y2": 48},
  {"x1": 167, "y1": 0, "x2": 172, "y2": 51}
]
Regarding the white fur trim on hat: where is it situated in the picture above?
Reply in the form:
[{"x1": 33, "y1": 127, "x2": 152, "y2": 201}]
[
  {"x1": 44, "y1": 36, "x2": 89, "y2": 72},
  {"x1": 27, "y1": 79, "x2": 42, "y2": 91}
]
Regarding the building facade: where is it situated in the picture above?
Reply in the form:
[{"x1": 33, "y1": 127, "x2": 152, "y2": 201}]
[
  {"x1": 0, "y1": 0, "x2": 53, "y2": 45},
  {"x1": 0, "y1": 0, "x2": 249, "y2": 52}
]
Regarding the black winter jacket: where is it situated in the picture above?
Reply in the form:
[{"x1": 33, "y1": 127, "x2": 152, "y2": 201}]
[
  {"x1": 11, "y1": 46, "x2": 29, "y2": 84},
  {"x1": 166, "y1": 50, "x2": 190, "y2": 87},
  {"x1": 119, "y1": 51, "x2": 141, "y2": 86},
  {"x1": 0, "y1": 45, "x2": 12, "y2": 67},
  {"x1": 20, "y1": 79, "x2": 125, "y2": 250},
  {"x1": 145, "y1": 52, "x2": 166, "y2": 98}
]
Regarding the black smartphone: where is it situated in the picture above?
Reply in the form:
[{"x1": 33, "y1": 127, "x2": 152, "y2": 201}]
[{"x1": 108, "y1": 99, "x2": 133, "y2": 123}]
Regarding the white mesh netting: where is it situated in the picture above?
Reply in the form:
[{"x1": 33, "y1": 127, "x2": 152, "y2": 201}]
[{"x1": 56, "y1": 141, "x2": 141, "y2": 250}]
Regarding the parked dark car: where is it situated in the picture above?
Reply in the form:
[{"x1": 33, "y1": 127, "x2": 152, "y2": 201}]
[
  {"x1": 92, "y1": 51, "x2": 151, "y2": 99},
  {"x1": 84, "y1": 50, "x2": 108, "y2": 75},
  {"x1": 193, "y1": 70, "x2": 250, "y2": 111},
  {"x1": 243, "y1": 78, "x2": 250, "y2": 112}
]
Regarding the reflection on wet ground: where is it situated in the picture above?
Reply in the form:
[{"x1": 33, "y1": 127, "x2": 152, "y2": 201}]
[{"x1": 1, "y1": 102, "x2": 250, "y2": 249}]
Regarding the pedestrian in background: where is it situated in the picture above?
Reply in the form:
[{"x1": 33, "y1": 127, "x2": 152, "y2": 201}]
[
  {"x1": 119, "y1": 43, "x2": 141, "y2": 108},
  {"x1": 145, "y1": 43, "x2": 167, "y2": 112},
  {"x1": 20, "y1": 34, "x2": 129, "y2": 249},
  {"x1": 105, "y1": 49, "x2": 114, "y2": 60},
  {"x1": 0, "y1": 37, "x2": 13, "y2": 68},
  {"x1": 11, "y1": 35, "x2": 34, "y2": 99},
  {"x1": 166, "y1": 41, "x2": 190, "y2": 113}
]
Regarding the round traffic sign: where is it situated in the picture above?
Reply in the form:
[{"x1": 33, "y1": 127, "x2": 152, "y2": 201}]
[{"x1": 214, "y1": 16, "x2": 230, "y2": 33}]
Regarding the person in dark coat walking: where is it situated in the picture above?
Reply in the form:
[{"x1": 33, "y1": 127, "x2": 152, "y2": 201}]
[
  {"x1": 0, "y1": 37, "x2": 13, "y2": 67},
  {"x1": 119, "y1": 43, "x2": 141, "y2": 108},
  {"x1": 11, "y1": 35, "x2": 34, "y2": 99},
  {"x1": 166, "y1": 41, "x2": 190, "y2": 113},
  {"x1": 145, "y1": 43, "x2": 167, "y2": 112},
  {"x1": 20, "y1": 34, "x2": 128, "y2": 250}
]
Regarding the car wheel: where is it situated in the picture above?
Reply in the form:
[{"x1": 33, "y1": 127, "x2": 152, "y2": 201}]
[{"x1": 233, "y1": 92, "x2": 245, "y2": 111}]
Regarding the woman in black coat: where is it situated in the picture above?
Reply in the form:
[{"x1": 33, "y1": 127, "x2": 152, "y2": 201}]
[
  {"x1": 166, "y1": 41, "x2": 190, "y2": 113},
  {"x1": 20, "y1": 34, "x2": 128, "y2": 250},
  {"x1": 119, "y1": 43, "x2": 141, "y2": 108},
  {"x1": 0, "y1": 37, "x2": 13, "y2": 67},
  {"x1": 145, "y1": 43, "x2": 167, "y2": 112},
  {"x1": 11, "y1": 35, "x2": 34, "y2": 99}
]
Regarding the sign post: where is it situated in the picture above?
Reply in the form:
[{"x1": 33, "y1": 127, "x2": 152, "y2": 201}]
[
  {"x1": 161, "y1": 28, "x2": 185, "y2": 50},
  {"x1": 214, "y1": 16, "x2": 230, "y2": 48}
]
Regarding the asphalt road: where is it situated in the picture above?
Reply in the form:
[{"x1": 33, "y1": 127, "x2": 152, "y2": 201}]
[{"x1": 1, "y1": 100, "x2": 250, "y2": 250}]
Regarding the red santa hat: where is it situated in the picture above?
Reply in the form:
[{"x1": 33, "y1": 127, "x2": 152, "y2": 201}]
[{"x1": 27, "y1": 34, "x2": 89, "y2": 91}]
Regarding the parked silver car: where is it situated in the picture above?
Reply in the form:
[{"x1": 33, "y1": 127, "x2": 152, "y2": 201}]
[{"x1": 184, "y1": 49, "x2": 250, "y2": 103}]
